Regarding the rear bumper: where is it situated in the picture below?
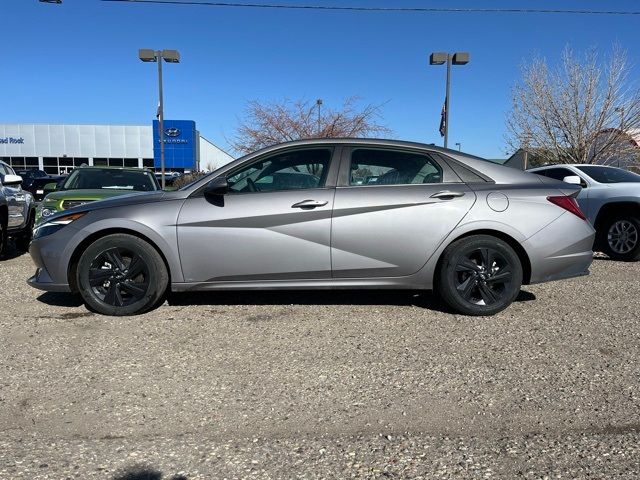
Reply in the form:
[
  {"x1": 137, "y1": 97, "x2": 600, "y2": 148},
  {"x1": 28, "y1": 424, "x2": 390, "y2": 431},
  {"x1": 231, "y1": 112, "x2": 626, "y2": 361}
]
[{"x1": 524, "y1": 212, "x2": 595, "y2": 284}]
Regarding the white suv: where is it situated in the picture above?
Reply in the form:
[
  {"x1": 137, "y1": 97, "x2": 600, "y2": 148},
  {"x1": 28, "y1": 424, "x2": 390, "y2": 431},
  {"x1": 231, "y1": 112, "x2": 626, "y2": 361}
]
[
  {"x1": 529, "y1": 164, "x2": 640, "y2": 261},
  {"x1": 0, "y1": 160, "x2": 35, "y2": 255}
]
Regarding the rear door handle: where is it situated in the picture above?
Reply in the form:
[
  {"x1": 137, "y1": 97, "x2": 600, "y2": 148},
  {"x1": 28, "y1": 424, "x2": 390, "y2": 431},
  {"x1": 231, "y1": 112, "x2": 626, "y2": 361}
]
[
  {"x1": 291, "y1": 199, "x2": 329, "y2": 209},
  {"x1": 430, "y1": 191, "x2": 466, "y2": 200}
]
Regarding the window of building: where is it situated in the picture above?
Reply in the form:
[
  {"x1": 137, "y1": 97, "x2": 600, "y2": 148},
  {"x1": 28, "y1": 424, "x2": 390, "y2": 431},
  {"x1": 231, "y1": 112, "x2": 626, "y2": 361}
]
[
  {"x1": 93, "y1": 158, "x2": 108, "y2": 166},
  {"x1": 74, "y1": 157, "x2": 89, "y2": 167},
  {"x1": 108, "y1": 158, "x2": 124, "y2": 167},
  {"x1": 43, "y1": 166, "x2": 58, "y2": 175},
  {"x1": 9, "y1": 157, "x2": 26, "y2": 169},
  {"x1": 143, "y1": 158, "x2": 154, "y2": 168},
  {"x1": 43, "y1": 157, "x2": 57, "y2": 167},
  {"x1": 59, "y1": 157, "x2": 73, "y2": 166},
  {"x1": 124, "y1": 158, "x2": 139, "y2": 168},
  {"x1": 25, "y1": 157, "x2": 39, "y2": 167}
]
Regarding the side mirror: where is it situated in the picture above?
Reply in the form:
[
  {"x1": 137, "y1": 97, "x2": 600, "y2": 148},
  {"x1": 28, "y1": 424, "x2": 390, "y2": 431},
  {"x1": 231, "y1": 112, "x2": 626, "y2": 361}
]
[
  {"x1": 44, "y1": 182, "x2": 58, "y2": 192},
  {"x1": 563, "y1": 175, "x2": 585, "y2": 187},
  {"x1": 204, "y1": 177, "x2": 229, "y2": 196},
  {"x1": 1, "y1": 174, "x2": 23, "y2": 186}
]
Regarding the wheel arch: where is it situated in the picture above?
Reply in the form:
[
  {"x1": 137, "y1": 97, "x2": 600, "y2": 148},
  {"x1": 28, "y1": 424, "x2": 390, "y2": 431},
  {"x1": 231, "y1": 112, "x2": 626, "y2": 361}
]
[
  {"x1": 0, "y1": 204, "x2": 7, "y2": 226},
  {"x1": 67, "y1": 228, "x2": 172, "y2": 293},
  {"x1": 434, "y1": 229, "x2": 532, "y2": 285},
  {"x1": 593, "y1": 201, "x2": 640, "y2": 232}
]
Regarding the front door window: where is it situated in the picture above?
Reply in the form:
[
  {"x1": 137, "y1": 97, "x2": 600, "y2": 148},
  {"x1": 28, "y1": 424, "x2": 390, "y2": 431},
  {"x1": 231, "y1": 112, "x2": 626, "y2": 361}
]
[{"x1": 227, "y1": 148, "x2": 332, "y2": 193}]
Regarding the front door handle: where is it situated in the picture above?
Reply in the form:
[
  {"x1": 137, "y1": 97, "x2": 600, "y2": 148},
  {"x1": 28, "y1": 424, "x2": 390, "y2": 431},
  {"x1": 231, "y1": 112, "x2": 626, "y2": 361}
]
[
  {"x1": 291, "y1": 199, "x2": 329, "y2": 209},
  {"x1": 430, "y1": 191, "x2": 466, "y2": 200}
]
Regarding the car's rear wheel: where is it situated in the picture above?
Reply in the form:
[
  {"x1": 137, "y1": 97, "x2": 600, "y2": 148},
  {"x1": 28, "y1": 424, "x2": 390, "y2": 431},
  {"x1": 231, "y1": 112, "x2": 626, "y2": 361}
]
[
  {"x1": 76, "y1": 234, "x2": 168, "y2": 316},
  {"x1": 599, "y1": 216, "x2": 640, "y2": 262},
  {"x1": 436, "y1": 235, "x2": 523, "y2": 316}
]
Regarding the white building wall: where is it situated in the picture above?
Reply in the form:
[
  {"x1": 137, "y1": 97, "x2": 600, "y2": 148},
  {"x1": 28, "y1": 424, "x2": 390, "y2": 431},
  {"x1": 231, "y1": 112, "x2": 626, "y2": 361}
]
[
  {"x1": 0, "y1": 123, "x2": 231, "y2": 174},
  {"x1": 198, "y1": 136, "x2": 234, "y2": 171}
]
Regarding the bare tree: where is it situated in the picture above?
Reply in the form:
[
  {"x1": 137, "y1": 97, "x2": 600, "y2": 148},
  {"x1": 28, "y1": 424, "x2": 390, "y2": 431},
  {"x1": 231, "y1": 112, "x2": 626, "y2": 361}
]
[
  {"x1": 230, "y1": 97, "x2": 391, "y2": 155},
  {"x1": 506, "y1": 46, "x2": 640, "y2": 167}
]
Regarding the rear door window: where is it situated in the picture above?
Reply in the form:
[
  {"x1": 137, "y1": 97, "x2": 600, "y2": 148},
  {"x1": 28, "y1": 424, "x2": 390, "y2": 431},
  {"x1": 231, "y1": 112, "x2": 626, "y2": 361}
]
[{"x1": 349, "y1": 149, "x2": 443, "y2": 186}]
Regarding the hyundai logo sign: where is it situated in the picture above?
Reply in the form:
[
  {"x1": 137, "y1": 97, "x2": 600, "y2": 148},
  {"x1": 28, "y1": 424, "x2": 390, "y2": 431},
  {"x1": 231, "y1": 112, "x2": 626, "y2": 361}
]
[{"x1": 165, "y1": 127, "x2": 181, "y2": 137}]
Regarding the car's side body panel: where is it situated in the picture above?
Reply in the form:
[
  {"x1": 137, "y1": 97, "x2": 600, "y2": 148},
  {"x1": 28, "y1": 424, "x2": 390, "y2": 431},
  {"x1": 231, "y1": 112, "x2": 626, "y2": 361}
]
[
  {"x1": 176, "y1": 189, "x2": 336, "y2": 282},
  {"x1": 331, "y1": 183, "x2": 476, "y2": 277}
]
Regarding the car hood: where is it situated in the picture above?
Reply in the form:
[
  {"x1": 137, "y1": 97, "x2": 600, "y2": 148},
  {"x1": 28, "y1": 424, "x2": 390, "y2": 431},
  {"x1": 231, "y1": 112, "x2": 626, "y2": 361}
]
[
  {"x1": 44, "y1": 189, "x2": 151, "y2": 201},
  {"x1": 45, "y1": 189, "x2": 189, "y2": 220}
]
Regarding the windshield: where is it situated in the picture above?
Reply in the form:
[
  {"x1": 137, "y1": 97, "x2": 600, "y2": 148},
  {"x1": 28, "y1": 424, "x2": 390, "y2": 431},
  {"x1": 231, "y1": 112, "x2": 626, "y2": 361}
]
[
  {"x1": 576, "y1": 166, "x2": 640, "y2": 183},
  {"x1": 61, "y1": 168, "x2": 159, "y2": 191}
]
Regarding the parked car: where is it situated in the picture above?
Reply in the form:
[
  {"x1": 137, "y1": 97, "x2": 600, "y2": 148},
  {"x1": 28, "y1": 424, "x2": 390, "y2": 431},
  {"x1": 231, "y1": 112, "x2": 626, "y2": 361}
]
[
  {"x1": 36, "y1": 166, "x2": 160, "y2": 223},
  {"x1": 155, "y1": 171, "x2": 182, "y2": 187},
  {"x1": 529, "y1": 164, "x2": 640, "y2": 261},
  {"x1": 0, "y1": 160, "x2": 35, "y2": 254},
  {"x1": 28, "y1": 139, "x2": 595, "y2": 316},
  {"x1": 16, "y1": 169, "x2": 64, "y2": 201}
]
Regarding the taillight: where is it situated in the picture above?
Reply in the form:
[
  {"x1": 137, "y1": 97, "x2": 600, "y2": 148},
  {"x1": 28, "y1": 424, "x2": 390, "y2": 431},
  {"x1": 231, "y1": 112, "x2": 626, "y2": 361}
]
[{"x1": 547, "y1": 195, "x2": 587, "y2": 221}]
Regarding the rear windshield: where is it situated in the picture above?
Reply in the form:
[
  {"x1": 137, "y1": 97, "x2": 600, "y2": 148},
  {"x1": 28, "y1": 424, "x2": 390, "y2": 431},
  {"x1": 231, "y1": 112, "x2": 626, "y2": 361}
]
[
  {"x1": 575, "y1": 166, "x2": 640, "y2": 183},
  {"x1": 62, "y1": 168, "x2": 159, "y2": 191}
]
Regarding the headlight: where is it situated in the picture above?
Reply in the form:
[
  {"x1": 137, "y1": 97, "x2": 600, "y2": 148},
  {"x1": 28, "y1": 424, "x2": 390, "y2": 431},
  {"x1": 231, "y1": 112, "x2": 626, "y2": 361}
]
[
  {"x1": 33, "y1": 212, "x2": 87, "y2": 240},
  {"x1": 40, "y1": 207, "x2": 58, "y2": 218}
]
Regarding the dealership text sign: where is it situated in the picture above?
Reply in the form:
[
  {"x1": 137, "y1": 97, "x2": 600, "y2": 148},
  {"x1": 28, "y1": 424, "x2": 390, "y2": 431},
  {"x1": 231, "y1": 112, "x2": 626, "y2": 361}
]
[{"x1": 0, "y1": 137, "x2": 25, "y2": 144}]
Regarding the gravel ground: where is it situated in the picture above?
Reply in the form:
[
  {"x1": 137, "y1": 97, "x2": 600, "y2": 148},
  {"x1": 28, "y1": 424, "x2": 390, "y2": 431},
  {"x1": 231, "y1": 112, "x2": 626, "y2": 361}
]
[{"x1": 0, "y1": 247, "x2": 639, "y2": 479}]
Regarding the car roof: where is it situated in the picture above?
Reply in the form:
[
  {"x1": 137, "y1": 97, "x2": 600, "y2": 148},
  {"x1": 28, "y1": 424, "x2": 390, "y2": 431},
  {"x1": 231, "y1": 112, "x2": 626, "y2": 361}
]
[
  {"x1": 186, "y1": 137, "x2": 538, "y2": 191},
  {"x1": 73, "y1": 166, "x2": 153, "y2": 173},
  {"x1": 530, "y1": 164, "x2": 620, "y2": 169}
]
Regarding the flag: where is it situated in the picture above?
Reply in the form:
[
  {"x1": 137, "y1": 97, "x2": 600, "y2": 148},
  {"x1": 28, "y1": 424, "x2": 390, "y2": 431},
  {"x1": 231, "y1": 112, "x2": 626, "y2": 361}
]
[{"x1": 439, "y1": 99, "x2": 447, "y2": 137}]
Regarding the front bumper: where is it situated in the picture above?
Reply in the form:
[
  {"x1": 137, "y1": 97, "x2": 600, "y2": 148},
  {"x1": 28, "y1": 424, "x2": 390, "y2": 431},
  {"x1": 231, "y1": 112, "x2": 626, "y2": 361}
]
[
  {"x1": 27, "y1": 268, "x2": 71, "y2": 292},
  {"x1": 27, "y1": 225, "x2": 79, "y2": 293}
]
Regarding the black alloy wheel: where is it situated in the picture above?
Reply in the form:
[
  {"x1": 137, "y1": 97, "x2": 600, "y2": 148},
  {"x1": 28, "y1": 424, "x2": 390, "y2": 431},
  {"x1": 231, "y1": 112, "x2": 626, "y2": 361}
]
[
  {"x1": 437, "y1": 235, "x2": 523, "y2": 316},
  {"x1": 88, "y1": 247, "x2": 151, "y2": 307},
  {"x1": 77, "y1": 234, "x2": 168, "y2": 316}
]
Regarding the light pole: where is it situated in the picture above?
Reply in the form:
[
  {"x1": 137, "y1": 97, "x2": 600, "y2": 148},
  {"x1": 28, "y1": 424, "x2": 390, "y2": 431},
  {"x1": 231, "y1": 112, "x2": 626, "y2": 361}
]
[
  {"x1": 139, "y1": 48, "x2": 180, "y2": 189},
  {"x1": 429, "y1": 52, "x2": 469, "y2": 149},
  {"x1": 455, "y1": 142, "x2": 461, "y2": 151}
]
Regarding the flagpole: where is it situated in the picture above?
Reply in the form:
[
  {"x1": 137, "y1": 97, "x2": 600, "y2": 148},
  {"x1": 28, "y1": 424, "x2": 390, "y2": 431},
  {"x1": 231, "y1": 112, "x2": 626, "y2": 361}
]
[{"x1": 444, "y1": 54, "x2": 451, "y2": 149}]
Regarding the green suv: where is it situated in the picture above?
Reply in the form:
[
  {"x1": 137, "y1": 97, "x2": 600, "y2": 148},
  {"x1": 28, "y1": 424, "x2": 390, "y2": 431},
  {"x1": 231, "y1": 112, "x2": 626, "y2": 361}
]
[{"x1": 37, "y1": 166, "x2": 160, "y2": 223}]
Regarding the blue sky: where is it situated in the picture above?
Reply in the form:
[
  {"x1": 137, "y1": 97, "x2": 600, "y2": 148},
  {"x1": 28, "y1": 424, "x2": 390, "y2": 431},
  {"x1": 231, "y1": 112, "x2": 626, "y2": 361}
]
[{"x1": 3, "y1": 0, "x2": 640, "y2": 158}]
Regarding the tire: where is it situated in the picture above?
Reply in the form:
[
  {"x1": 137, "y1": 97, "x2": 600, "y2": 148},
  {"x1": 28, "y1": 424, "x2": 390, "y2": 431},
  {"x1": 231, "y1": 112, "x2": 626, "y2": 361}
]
[
  {"x1": 76, "y1": 234, "x2": 169, "y2": 316},
  {"x1": 598, "y1": 215, "x2": 640, "y2": 262},
  {"x1": 436, "y1": 235, "x2": 523, "y2": 316},
  {"x1": 0, "y1": 214, "x2": 7, "y2": 257},
  {"x1": 14, "y1": 210, "x2": 35, "y2": 252}
]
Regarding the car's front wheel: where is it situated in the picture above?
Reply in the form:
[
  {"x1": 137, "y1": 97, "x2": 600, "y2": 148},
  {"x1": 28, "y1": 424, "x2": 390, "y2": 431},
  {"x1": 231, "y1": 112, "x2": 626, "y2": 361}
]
[
  {"x1": 436, "y1": 235, "x2": 523, "y2": 316},
  {"x1": 599, "y1": 216, "x2": 640, "y2": 262},
  {"x1": 14, "y1": 209, "x2": 35, "y2": 252},
  {"x1": 76, "y1": 234, "x2": 168, "y2": 316},
  {"x1": 0, "y1": 214, "x2": 7, "y2": 257}
]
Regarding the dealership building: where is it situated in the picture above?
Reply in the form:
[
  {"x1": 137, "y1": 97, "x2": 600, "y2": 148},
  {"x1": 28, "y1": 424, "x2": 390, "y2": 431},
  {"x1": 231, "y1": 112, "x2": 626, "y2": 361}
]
[{"x1": 0, "y1": 121, "x2": 233, "y2": 175}]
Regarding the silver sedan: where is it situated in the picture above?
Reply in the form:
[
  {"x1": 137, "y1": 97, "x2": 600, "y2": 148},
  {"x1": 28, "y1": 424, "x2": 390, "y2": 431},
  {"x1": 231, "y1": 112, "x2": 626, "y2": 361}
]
[{"x1": 28, "y1": 139, "x2": 595, "y2": 316}]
